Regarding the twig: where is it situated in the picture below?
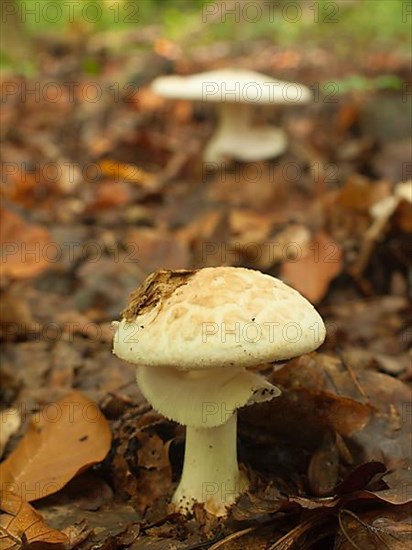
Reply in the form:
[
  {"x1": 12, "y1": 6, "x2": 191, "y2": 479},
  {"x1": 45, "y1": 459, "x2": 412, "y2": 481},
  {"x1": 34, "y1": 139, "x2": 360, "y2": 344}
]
[{"x1": 207, "y1": 526, "x2": 257, "y2": 550}]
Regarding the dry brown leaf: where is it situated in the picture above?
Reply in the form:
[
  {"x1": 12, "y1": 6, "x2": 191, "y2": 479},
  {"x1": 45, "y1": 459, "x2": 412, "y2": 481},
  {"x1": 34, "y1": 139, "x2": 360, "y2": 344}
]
[
  {"x1": 0, "y1": 168, "x2": 63, "y2": 209},
  {"x1": 268, "y1": 512, "x2": 334, "y2": 550},
  {"x1": 335, "y1": 505, "x2": 412, "y2": 549},
  {"x1": 0, "y1": 208, "x2": 52, "y2": 283},
  {"x1": 207, "y1": 162, "x2": 287, "y2": 210},
  {"x1": 336, "y1": 103, "x2": 360, "y2": 135},
  {"x1": 0, "y1": 490, "x2": 68, "y2": 549},
  {"x1": 0, "y1": 391, "x2": 111, "y2": 501},
  {"x1": 0, "y1": 286, "x2": 38, "y2": 341},
  {"x1": 86, "y1": 180, "x2": 130, "y2": 211},
  {"x1": 229, "y1": 209, "x2": 274, "y2": 243},
  {"x1": 307, "y1": 432, "x2": 340, "y2": 497},
  {"x1": 281, "y1": 231, "x2": 343, "y2": 303},
  {"x1": 0, "y1": 409, "x2": 21, "y2": 460},
  {"x1": 61, "y1": 519, "x2": 91, "y2": 549},
  {"x1": 178, "y1": 210, "x2": 229, "y2": 268},
  {"x1": 134, "y1": 86, "x2": 166, "y2": 112},
  {"x1": 126, "y1": 227, "x2": 191, "y2": 273},
  {"x1": 362, "y1": 469, "x2": 412, "y2": 505},
  {"x1": 134, "y1": 430, "x2": 173, "y2": 514},
  {"x1": 336, "y1": 174, "x2": 374, "y2": 212},
  {"x1": 110, "y1": 408, "x2": 174, "y2": 515},
  {"x1": 98, "y1": 160, "x2": 155, "y2": 187},
  {"x1": 395, "y1": 199, "x2": 412, "y2": 233}
]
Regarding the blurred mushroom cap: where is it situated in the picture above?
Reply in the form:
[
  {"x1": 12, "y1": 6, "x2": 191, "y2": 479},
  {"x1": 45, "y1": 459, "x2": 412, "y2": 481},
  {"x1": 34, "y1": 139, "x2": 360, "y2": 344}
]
[{"x1": 151, "y1": 68, "x2": 312, "y2": 104}]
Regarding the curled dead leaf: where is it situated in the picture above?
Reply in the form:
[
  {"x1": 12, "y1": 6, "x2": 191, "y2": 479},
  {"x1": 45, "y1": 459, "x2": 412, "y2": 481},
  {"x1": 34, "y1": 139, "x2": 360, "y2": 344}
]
[
  {"x1": 0, "y1": 490, "x2": 68, "y2": 549},
  {"x1": 0, "y1": 391, "x2": 112, "y2": 501}
]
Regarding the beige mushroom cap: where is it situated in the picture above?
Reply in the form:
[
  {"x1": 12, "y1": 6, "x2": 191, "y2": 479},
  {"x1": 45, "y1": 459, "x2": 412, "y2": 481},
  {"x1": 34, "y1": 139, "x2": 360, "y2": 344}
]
[
  {"x1": 113, "y1": 267, "x2": 325, "y2": 371},
  {"x1": 151, "y1": 68, "x2": 312, "y2": 104}
]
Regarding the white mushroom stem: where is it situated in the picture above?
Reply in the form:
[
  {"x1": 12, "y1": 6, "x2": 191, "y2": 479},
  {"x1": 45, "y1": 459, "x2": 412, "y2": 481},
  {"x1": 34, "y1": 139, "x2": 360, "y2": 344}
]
[
  {"x1": 172, "y1": 413, "x2": 248, "y2": 516},
  {"x1": 204, "y1": 102, "x2": 287, "y2": 163},
  {"x1": 133, "y1": 364, "x2": 279, "y2": 515},
  {"x1": 218, "y1": 102, "x2": 254, "y2": 136}
]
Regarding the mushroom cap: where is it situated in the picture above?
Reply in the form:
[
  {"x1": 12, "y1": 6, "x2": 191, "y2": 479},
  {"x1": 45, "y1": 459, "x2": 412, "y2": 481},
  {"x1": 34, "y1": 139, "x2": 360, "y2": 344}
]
[
  {"x1": 113, "y1": 266, "x2": 325, "y2": 370},
  {"x1": 151, "y1": 68, "x2": 312, "y2": 104}
]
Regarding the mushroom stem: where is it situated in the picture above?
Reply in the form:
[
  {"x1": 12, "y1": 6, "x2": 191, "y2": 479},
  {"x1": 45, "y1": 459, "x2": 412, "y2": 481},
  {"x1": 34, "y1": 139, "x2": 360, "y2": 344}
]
[
  {"x1": 172, "y1": 412, "x2": 248, "y2": 516},
  {"x1": 218, "y1": 102, "x2": 254, "y2": 135},
  {"x1": 204, "y1": 102, "x2": 287, "y2": 163}
]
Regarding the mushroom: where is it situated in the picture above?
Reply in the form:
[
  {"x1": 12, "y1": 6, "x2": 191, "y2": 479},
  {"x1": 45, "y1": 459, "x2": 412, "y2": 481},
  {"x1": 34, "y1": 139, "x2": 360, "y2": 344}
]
[
  {"x1": 113, "y1": 266, "x2": 325, "y2": 515},
  {"x1": 151, "y1": 68, "x2": 312, "y2": 163}
]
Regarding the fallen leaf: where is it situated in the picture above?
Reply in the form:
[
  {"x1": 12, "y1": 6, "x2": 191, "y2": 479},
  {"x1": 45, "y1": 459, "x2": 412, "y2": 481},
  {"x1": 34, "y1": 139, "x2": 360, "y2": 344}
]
[
  {"x1": 134, "y1": 86, "x2": 166, "y2": 112},
  {"x1": 135, "y1": 429, "x2": 173, "y2": 513},
  {"x1": 229, "y1": 209, "x2": 274, "y2": 243},
  {"x1": 334, "y1": 461, "x2": 387, "y2": 496},
  {"x1": 86, "y1": 180, "x2": 130, "y2": 211},
  {"x1": 0, "y1": 166, "x2": 65, "y2": 209},
  {"x1": 239, "y1": 355, "x2": 371, "y2": 487},
  {"x1": 335, "y1": 505, "x2": 412, "y2": 549},
  {"x1": 110, "y1": 408, "x2": 174, "y2": 515},
  {"x1": 281, "y1": 231, "x2": 343, "y2": 303},
  {"x1": 207, "y1": 162, "x2": 288, "y2": 210},
  {"x1": 126, "y1": 227, "x2": 190, "y2": 273},
  {"x1": 363, "y1": 469, "x2": 412, "y2": 505},
  {"x1": 99, "y1": 160, "x2": 155, "y2": 187},
  {"x1": 242, "y1": 352, "x2": 411, "y2": 517},
  {"x1": 336, "y1": 174, "x2": 374, "y2": 212},
  {"x1": 269, "y1": 511, "x2": 335, "y2": 549},
  {"x1": 268, "y1": 353, "x2": 372, "y2": 437},
  {"x1": 0, "y1": 285, "x2": 38, "y2": 341},
  {"x1": 307, "y1": 431, "x2": 340, "y2": 497},
  {"x1": 0, "y1": 391, "x2": 112, "y2": 501},
  {"x1": 0, "y1": 207, "x2": 52, "y2": 283},
  {"x1": 395, "y1": 198, "x2": 412, "y2": 233},
  {"x1": 336, "y1": 103, "x2": 360, "y2": 135},
  {"x1": 61, "y1": 519, "x2": 91, "y2": 549},
  {"x1": 0, "y1": 409, "x2": 21, "y2": 459},
  {"x1": 178, "y1": 210, "x2": 229, "y2": 267},
  {"x1": 0, "y1": 490, "x2": 68, "y2": 548}
]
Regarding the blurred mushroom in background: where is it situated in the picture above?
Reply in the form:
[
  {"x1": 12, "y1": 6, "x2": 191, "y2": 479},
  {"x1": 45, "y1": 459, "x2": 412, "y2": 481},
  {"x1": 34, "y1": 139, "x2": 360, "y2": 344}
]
[{"x1": 151, "y1": 68, "x2": 312, "y2": 163}]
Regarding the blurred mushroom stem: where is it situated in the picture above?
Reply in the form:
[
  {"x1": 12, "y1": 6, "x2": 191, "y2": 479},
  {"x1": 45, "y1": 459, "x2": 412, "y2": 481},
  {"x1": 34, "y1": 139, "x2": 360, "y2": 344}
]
[
  {"x1": 204, "y1": 102, "x2": 287, "y2": 163},
  {"x1": 172, "y1": 413, "x2": 248, "y2": 516}
]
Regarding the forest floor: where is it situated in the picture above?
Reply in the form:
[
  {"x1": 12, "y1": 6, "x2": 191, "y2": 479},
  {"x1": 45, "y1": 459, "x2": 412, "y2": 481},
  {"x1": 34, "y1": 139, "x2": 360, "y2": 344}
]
[{"x1": 1, "y1": 20, "x2": 411, "y2": 550}]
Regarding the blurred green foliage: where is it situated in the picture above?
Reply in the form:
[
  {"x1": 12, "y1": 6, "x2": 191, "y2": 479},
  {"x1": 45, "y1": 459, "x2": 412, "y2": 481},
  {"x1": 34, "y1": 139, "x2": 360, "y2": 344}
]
[
  {"x1": 5, "y1": 0, "x2": 410, "y2": 46},
  {"x1": 330, "y1": 74, "x2": 404, "y2": 94},
  {"x1": 1, "y1": 0, "x2": 410, "y2": 74}
]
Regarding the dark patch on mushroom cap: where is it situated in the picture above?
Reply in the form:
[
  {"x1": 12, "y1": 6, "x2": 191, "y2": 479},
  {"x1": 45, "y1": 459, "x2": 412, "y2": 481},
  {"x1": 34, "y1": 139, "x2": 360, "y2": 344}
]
[{"x1": 122, "y1": 269, "x2": 197, "y2": 322}]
